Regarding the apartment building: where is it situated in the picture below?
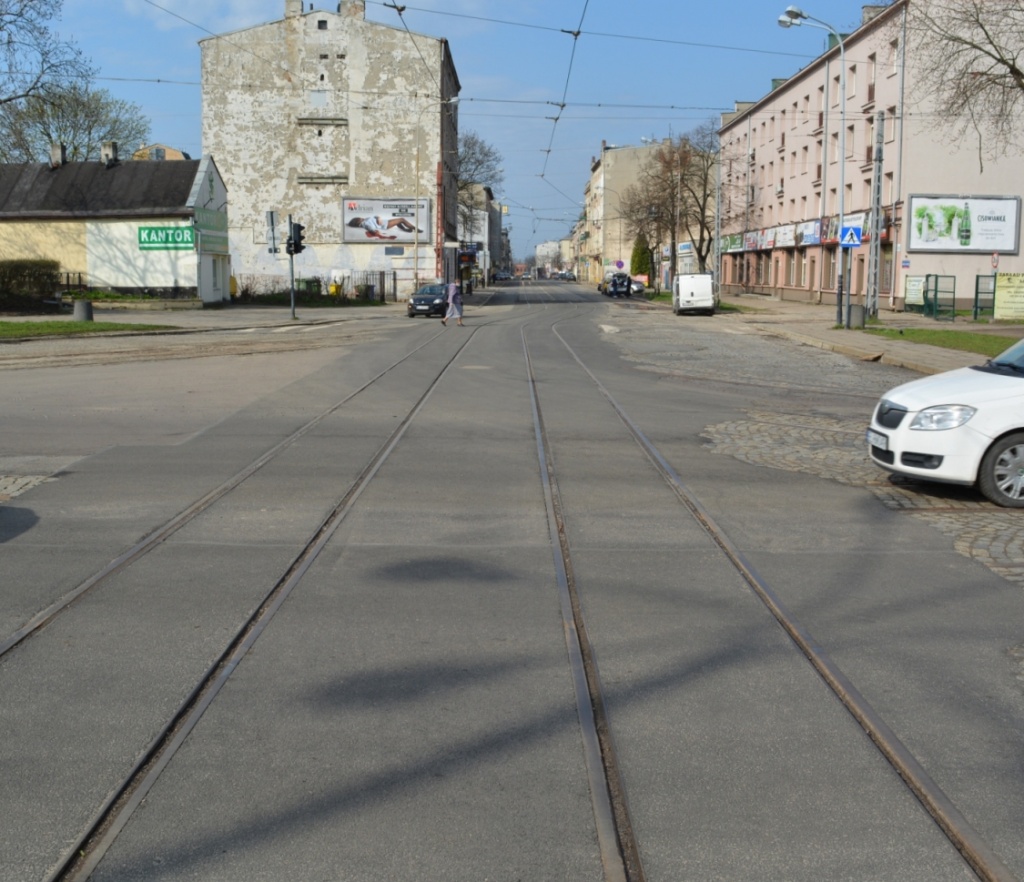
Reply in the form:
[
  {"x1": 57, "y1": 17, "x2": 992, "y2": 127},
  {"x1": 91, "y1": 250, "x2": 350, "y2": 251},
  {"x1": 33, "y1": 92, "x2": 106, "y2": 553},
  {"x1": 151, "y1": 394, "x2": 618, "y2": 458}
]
[{"x1": 718, "y1": 1, "x2": 1024, "y2": 311}]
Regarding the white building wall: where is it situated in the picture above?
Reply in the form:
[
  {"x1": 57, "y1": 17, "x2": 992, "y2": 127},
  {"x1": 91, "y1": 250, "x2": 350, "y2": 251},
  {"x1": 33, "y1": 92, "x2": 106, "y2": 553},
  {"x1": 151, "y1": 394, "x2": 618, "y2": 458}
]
[{"x1": 85, "y1": 220, "x2": 198, "y2": 292}]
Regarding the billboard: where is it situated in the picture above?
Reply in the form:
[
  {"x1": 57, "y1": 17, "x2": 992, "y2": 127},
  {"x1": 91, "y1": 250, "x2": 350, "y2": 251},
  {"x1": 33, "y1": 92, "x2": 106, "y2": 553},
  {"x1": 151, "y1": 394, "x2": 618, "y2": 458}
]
[
  {"x1": 908, "y1": 195, "x2": 1020, "y2": 254},
  {"x1": 342, "y1": 197, "x2": 431, "y2": 244}
]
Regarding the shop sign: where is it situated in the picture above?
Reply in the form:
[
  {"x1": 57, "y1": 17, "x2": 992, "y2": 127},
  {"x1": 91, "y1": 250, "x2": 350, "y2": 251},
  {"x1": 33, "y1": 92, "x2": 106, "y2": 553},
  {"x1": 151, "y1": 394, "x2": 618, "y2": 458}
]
[
  {"x1": 138, "y1": 226, "x2": 195, "y2": 250},
  {"x1": 995, "y1": 273, "x2": 1024, "y2": 320}
]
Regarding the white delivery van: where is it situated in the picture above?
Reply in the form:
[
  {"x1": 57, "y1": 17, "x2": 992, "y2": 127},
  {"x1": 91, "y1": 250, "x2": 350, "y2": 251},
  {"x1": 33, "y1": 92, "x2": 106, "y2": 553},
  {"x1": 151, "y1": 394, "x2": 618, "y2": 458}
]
[{"x1": 672, "y1": 273, "x2": 717, "y2": 315}]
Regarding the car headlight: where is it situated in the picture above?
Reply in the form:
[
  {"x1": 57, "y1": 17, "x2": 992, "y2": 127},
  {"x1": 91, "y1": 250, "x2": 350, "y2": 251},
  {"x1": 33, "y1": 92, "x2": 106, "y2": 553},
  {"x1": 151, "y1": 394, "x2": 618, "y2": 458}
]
[{"x1": 909, "y1": 404, "x2": 977, "y2": 430}]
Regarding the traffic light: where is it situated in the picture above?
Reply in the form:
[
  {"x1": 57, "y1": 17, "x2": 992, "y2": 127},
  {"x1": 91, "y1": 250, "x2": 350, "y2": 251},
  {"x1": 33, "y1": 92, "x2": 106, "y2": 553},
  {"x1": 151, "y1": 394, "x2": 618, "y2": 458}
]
[{"x1": 291, "y1": 222, "x2": 306, "y2": 254}]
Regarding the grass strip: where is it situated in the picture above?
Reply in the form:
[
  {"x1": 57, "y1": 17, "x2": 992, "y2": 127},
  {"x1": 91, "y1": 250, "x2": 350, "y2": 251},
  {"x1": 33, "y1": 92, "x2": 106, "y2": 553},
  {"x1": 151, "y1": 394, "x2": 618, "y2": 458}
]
[
  {"x1": 863, "y1": 326, "x2": 1016, "y2": 357},
  {"x1": 0, "y1": 321, "x2": 175, "y2": 339}
]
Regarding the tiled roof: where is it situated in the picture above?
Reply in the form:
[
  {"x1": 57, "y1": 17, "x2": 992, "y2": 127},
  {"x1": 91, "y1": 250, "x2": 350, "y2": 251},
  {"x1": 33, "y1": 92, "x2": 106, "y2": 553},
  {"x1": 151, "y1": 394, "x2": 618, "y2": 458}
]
[{"x1": 0, "y1": 160, "x2": 202, "y2": 218}]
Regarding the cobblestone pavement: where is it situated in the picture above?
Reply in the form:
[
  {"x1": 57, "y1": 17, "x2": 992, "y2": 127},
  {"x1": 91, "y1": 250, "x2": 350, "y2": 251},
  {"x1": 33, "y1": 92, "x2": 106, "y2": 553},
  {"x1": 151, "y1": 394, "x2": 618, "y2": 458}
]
[
  {"x1": 602, "y1": 303, "x2": 1024, "y2": 588},
  {"x1": 702, "y1": 410, "x2": 1024, "y2": 585}
]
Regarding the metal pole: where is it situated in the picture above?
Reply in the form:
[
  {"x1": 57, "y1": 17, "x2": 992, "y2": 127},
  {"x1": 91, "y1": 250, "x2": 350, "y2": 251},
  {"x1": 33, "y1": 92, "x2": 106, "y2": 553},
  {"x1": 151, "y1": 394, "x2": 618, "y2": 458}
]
[
  {"x1": 287, "y1": 212, "x2": 296, "y2": 320},
  {"x1": 837, "y1": 34, "x2": 847, "y2": 328},
  {"x1": 867, "y1": 110, "x2": 885, "y2": 317}
]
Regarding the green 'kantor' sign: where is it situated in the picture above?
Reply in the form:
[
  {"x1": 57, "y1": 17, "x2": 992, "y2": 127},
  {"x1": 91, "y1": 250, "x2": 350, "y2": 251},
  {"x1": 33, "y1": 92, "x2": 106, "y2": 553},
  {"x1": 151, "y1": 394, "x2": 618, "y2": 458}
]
[{"x1": 138, "y1": 226, "x2": 195, "y2": 250}]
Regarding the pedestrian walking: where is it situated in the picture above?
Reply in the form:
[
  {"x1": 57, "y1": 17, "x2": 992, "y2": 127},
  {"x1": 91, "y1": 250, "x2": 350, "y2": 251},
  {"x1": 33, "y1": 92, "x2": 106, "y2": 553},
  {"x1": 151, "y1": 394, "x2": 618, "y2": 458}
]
[{"x1": 442, "y1": 280, "x2": 464, "y2": 326}]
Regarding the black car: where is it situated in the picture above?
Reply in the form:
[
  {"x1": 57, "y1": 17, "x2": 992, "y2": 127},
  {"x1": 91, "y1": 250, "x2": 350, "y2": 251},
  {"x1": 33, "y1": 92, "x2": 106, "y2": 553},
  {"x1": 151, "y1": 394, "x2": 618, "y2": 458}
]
[{"x1": 407, "y1": 284, "x2": 448, "y2": 317}]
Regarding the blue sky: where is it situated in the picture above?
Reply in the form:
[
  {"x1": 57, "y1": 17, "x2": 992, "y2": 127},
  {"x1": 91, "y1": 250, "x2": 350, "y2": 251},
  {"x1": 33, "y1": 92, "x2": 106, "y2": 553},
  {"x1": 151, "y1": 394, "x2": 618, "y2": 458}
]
[{"x1": 60, "y1": 0, "x2": 875, "y2": 260}]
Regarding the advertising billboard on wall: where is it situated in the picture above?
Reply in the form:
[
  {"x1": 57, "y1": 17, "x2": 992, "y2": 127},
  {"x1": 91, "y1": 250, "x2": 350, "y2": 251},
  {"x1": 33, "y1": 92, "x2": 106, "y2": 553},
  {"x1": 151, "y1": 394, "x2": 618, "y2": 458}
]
[
  {"x1": 908, "y1": 195, "x2": 1020, "y2": 254},
  {"x1": 342, "y1": 197, "x2": 431, "y2": 244}
]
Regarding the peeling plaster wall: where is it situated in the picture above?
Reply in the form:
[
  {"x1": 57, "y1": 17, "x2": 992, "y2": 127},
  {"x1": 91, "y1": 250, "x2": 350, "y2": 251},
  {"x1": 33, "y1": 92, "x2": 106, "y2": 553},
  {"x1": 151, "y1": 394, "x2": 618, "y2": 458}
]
[{"x1": 201, "y1": 1, "x2": 457, "y2": 295}]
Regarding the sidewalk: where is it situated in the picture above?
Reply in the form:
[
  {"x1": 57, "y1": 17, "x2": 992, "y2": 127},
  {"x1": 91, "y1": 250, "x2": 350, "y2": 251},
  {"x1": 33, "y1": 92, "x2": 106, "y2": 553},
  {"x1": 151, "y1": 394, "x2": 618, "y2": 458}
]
[{"x1": 719, "y1": 292, "x2": 1024, "y2": 376}]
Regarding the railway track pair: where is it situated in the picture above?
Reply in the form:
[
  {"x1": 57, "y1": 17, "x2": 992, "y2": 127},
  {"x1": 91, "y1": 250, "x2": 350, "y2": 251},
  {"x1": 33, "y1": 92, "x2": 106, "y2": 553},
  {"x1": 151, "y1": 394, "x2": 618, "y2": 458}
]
[{"x1": 2, "y1": 302, "x2": 1013, "y2": 881}]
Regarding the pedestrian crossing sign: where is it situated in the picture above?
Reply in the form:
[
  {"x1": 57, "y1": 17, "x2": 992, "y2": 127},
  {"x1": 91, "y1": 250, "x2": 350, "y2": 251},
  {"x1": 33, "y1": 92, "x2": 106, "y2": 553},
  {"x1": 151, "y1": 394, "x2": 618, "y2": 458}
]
[{"x1": 840, "y1": 226, "x2": 862, "y2": 248}]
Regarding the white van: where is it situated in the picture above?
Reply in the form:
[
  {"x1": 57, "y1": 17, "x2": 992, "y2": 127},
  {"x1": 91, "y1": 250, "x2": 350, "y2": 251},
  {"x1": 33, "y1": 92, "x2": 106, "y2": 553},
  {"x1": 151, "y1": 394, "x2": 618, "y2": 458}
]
[{"x1": 672, "y1": 273, "x2": 717, "y2": 315}]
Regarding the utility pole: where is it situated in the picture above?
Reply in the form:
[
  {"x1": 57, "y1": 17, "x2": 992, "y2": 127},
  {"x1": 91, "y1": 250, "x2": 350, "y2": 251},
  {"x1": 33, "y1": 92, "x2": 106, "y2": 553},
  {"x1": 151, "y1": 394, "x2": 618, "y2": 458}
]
[{"x1": 867, "y1": 110, "x2": 885, "y2": 318}]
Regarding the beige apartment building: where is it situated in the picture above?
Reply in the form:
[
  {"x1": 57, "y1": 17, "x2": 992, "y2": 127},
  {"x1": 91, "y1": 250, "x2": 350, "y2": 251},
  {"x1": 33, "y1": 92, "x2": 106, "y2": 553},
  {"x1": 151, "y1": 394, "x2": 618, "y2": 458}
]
[
  {"x1": 579, "y1": 142, "x2": 653, "y2": 285},
  {"x1": 718, "y1": 1, "x2": 1024, "y2": 313},
  {"x1": 201, "y1": 0, "x2": 460, "y2": 298}
]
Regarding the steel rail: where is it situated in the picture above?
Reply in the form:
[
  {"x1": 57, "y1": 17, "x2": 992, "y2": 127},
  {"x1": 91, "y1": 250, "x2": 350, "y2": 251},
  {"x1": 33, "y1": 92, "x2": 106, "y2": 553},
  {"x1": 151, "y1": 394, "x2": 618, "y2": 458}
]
[
  {"x1": 47, "y1": 329, "x2": 479, "y2": 881},
  {"x1": 551, "y1": 322, "x2": 1018, "y2": 882},
  {"x1": 522, "y1": 321, "x2": 645, "y2": 882},
  {"x1": 0, "y1": 328, "x2": 450, "y2": 663}
]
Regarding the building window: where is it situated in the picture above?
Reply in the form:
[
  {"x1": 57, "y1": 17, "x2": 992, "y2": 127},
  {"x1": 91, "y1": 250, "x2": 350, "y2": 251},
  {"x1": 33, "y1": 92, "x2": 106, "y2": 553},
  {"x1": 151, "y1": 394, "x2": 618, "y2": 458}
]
[
  {"x1": 885, "y1": 107, "x2": 897, "y2": 141},
  {"x1": 318, "y1": 19, "x2": 328, "y2": 30},
  {"x1": 889, "y1": 38, "x2": 899, "y2": 75}
]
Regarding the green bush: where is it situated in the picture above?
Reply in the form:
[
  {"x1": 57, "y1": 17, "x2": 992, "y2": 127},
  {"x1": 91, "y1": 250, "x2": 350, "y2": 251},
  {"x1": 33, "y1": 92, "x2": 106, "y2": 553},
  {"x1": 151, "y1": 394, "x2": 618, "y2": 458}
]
[{"x1": 0, "y1": 259, "x2": 60, "y2": 297}]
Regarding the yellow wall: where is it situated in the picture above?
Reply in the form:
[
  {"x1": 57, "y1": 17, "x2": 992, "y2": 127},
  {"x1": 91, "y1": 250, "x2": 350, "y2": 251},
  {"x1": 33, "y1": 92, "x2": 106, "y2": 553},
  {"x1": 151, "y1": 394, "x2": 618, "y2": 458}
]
[{"x1": 0, "y1": 221, "x2": 87, "y2": 275}]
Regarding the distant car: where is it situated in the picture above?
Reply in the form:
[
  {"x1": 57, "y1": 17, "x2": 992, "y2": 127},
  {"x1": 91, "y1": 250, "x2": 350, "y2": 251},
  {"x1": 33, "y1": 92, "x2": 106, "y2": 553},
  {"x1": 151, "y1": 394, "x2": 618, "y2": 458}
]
[
  {"x1": 564, "y1": 271, "x2": 577, "y2": 281},
  {"x1": 606, "y1": 273, "x2": 632, "y2": 297},
  {"x1": 630, "y1": 279, "x2": 644, "y2": 296},
  {"x1": 406, "y1": 283, "x2": 447, "y2": 317},
  {"x1": 867, "y1": 336, "x2": 1024, "y2": 506}
]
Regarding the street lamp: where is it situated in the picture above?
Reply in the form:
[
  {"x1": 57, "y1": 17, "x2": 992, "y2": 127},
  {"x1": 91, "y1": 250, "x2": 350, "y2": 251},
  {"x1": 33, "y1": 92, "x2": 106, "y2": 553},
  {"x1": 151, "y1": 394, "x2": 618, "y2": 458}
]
[
  {"x1": 779, "y1": 5, "x2": 847, "y2": 327},
  {"x1": 414, "y1": 96, "x2": 458, "y2": 290}
]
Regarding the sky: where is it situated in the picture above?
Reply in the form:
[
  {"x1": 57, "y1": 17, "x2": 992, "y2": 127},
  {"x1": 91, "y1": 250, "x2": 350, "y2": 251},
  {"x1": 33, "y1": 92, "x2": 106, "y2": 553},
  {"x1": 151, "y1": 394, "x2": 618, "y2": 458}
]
[{"x1": 59, "y1": 0, "x2": 877, "y2": 261}]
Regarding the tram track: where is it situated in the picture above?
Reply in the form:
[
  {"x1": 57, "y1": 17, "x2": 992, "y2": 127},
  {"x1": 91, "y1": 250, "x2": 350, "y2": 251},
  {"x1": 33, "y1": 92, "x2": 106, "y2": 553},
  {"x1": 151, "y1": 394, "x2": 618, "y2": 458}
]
[
  {"x1": 32, "y1": 301, "x2": 605, "y2": 881},
  {"x1": 0, "y1": 325, "x2": 459, "y2": 663},
  {"x1": 6, "y1": 295, "x2": 1019, "y2": 880},
  {"x1": 541, "y1": 319, "x2": 1018, "y2": 882}
]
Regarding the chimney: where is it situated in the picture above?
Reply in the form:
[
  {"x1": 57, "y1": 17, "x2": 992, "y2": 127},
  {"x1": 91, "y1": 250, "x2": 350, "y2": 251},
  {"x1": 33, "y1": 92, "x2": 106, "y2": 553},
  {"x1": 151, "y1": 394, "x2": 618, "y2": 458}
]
[
  {"x1": 862, "y1": 5, "x2": 889, "y2": 25},
  {"x1": 285, "y1": 0, "x2": 302, "y2": 17},
  {"x1": 49, "y1": 143, "x2": 67, "y2": 169},
  {"x1": 101, "y1": 142, "x2": 119, "y2": 166}
]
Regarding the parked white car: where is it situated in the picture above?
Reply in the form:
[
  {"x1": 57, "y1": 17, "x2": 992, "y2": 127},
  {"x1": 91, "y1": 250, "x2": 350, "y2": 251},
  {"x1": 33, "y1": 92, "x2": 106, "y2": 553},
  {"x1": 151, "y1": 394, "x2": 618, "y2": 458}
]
[
  {"x1": 672, "y1": 273, "x2": 716, "y2": 315},
  {"x1": 867, "y1": 337, "x2": 1024, "y2": 506}
]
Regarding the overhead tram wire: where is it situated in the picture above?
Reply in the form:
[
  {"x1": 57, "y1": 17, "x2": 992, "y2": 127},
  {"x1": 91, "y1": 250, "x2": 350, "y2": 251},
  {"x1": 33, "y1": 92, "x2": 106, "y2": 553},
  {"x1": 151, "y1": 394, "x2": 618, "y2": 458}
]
[{"x1": 364, "y1": 0, "x2": 815, "y2": 61}]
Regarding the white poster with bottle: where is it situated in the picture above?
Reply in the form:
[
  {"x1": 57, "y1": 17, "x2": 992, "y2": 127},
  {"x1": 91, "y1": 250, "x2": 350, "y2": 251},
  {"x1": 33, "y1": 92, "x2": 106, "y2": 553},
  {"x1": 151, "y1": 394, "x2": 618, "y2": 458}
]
[{"x1": 908, "y1": 195, "x2": 1020, "y2": 253}]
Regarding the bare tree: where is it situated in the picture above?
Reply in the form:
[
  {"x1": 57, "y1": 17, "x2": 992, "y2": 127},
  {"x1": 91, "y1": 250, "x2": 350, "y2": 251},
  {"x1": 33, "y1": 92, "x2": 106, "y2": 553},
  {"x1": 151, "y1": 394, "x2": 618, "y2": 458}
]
[
  {"x1": 0, "y1": 1, "x2": 92, "y2": 107},
  {"x1": 622, "y1": 122, "x2": 719, "y2": 277},
  {"x1": 0, "y1": 84, "x2": 150, "y2": 163},
  {"x1": 905, "y1": 0, "x2": 1024, "y2": 161},
  {"x1": 456, "y1": 130, "x2": 504, "y2": 242}
]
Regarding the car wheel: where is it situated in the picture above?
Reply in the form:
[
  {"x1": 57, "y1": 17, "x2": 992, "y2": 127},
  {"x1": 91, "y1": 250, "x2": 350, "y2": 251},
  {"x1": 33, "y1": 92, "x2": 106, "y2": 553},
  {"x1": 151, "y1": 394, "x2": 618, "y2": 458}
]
[{"x1": 978, "y1": 432, "x2": 1024, "y2": 507}]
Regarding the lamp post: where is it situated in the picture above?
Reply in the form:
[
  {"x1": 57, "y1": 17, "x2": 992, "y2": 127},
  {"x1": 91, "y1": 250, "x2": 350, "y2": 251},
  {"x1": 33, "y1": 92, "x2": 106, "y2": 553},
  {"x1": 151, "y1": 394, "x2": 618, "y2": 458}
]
[
  {"x1": 414, "y1": 96, "x2": 458, "y2": 291},
  {"x1": 779, "y1": 5, "x2": 847, "y2": 327}
]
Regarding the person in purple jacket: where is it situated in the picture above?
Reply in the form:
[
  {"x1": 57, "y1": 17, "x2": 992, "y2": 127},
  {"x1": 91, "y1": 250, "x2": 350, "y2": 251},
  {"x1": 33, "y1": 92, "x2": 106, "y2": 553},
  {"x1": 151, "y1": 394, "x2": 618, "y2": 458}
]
[{"x1": 442, "y1": 281, "x2": 464, "y2": 326}]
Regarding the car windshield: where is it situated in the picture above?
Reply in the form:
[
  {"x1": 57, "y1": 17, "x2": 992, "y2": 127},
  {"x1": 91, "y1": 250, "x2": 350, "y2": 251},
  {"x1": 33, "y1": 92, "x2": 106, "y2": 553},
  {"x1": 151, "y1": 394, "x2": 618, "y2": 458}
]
[
  {"x1": 416, "y1": 286, "x2": 444, "y2": 296},
  {"x1": 986, "y1": 338, "x2": 1024, "y2": 373}
]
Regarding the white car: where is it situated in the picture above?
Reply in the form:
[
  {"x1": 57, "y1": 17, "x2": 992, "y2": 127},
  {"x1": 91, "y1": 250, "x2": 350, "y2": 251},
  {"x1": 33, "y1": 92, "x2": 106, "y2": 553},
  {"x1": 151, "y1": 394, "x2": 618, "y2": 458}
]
[{"x1": 867, "y1": 337, "x2": 1024, "y2": 507}]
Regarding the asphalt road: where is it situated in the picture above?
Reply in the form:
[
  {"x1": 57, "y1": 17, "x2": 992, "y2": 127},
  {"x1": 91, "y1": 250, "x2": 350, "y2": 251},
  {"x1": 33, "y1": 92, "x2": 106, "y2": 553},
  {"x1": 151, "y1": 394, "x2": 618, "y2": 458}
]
[{"x1": 2, "y1": 283, "x2": 1023, "y2": 881}]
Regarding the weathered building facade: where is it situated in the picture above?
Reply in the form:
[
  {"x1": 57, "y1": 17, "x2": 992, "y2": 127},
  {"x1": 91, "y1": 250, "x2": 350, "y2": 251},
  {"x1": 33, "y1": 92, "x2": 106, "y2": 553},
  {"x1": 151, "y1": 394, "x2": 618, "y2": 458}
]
[{"x1": 201, "y1": 0, "x2": 460, "y2": 298}]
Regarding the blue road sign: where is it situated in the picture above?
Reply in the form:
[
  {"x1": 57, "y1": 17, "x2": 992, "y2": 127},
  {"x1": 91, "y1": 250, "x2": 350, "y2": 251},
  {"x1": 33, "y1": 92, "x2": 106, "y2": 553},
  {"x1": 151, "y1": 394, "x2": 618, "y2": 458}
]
[{"x1": 840, "y1": 226, "x2": 862, "y2": 248}]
